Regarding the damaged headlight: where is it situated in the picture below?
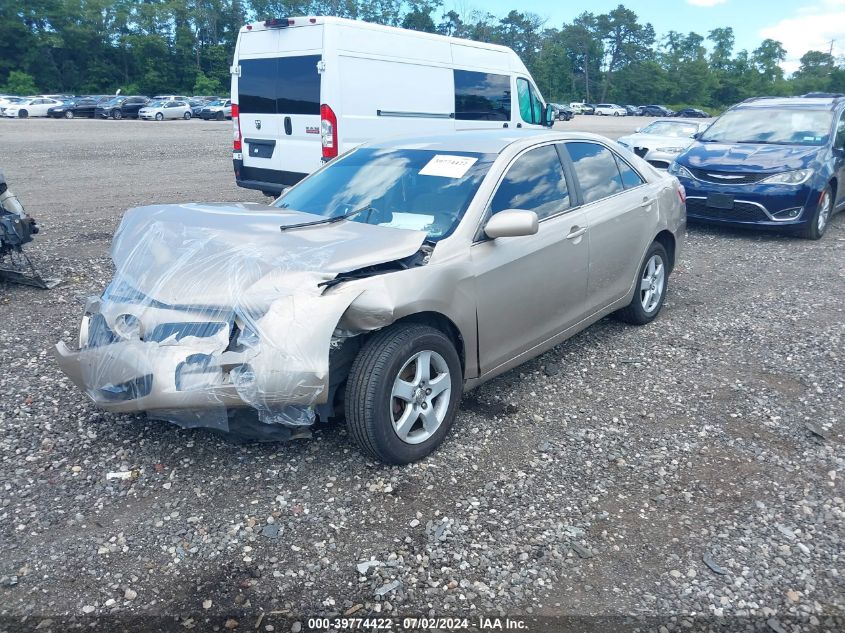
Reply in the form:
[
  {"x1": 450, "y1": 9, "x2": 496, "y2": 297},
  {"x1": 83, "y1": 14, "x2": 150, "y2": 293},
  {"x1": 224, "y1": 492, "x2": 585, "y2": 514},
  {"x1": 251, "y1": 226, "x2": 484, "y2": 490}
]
[{"x1": 112, "y1": 313, "x2": 141, "y2": 339}]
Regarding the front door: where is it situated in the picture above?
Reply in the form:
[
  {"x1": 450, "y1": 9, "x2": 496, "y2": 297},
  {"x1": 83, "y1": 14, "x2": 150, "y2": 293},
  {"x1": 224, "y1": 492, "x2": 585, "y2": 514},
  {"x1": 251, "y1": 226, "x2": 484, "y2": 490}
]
[{"x1": 471, "y1": 143, "x2": 589, "y2": 375}]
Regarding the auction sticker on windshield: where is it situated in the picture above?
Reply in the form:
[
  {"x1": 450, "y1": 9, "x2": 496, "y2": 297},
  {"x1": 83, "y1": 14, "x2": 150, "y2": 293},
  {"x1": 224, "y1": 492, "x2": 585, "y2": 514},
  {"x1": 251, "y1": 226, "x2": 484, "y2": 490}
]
[{"x1": 419, "y1": 155, "x2": 478, "y2": 178}]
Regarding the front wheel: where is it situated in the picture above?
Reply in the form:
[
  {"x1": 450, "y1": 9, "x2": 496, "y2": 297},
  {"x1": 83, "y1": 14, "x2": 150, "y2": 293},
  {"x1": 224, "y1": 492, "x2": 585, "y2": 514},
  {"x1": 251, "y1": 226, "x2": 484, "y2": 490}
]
[
  {"x1": 155, "y1": 112, "x2": 163, "y2": 121},
  {"x1": 345, "y1": 324, "x2": 463, "y2": 464},
  {"x1": 64, "y1": 110, "x2": 74, "y2": 119},
  {"x1": 183, "y1": 111, "x2": 191, "y2": 120},
  {"x1": 800, "y1": 186, "x2": 833, "y2": 240},
  {"x1": 19, "y1": 110, "x2": 28, "y2": 119},
  {"x1": 615, "y1": 242, "x2": 669, "y2": 325},
  {"x1": 112, "y1": 109, "x2": 122, "y2": 120}
]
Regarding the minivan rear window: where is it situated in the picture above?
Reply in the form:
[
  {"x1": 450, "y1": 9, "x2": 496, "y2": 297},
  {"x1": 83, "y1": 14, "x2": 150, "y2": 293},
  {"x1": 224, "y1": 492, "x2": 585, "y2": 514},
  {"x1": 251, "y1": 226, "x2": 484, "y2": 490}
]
[
  {"x1": 454, "y1": 70, "x2": 511, "y2": 121},
  {"x1": 238, "y1": 55, "x2": 321, "y2": 115}
]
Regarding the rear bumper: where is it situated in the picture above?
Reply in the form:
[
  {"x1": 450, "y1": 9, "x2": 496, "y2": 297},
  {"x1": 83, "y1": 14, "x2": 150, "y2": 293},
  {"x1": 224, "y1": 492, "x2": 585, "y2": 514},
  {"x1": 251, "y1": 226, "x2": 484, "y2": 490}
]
[{"x1": 233, "y1": 158, "x2": 307, "y2": 194}]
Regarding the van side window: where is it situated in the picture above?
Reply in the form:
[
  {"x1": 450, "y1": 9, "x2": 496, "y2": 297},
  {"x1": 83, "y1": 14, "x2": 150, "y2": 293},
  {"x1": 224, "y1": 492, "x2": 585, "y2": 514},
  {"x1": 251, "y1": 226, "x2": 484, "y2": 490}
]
[
  {"x1": 489, "y1": 145, "x2": 570, "y2": 220},
  {"x1": 516, "y1": 78, "x2": 542, "y2": 125},
  {"x1": 564, "y1": 142, "x2": 625, "y2": 203},
  {"x1": 454, "y1": 70, "x2": 511, "y2": 121},
  {"x1": 239, "y1": 55, "x2": 321, "y2": 115}
]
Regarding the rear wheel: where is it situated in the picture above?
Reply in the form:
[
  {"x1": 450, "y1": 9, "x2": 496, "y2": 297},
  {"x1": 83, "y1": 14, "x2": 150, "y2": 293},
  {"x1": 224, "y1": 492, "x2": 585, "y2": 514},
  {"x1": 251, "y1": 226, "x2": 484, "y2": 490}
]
[
  {"x1": 112, "y1": 109, "x2": 122, "y2": 120},
  {"x1": 345, "y1": 324, "x2": 462, "y2": 464},
  {"x1": 800, "y1": 186, "x2": 833, "y2": 240},
  {"x1": 615, "y1": 242, "x2": 669, "y2": 325}
]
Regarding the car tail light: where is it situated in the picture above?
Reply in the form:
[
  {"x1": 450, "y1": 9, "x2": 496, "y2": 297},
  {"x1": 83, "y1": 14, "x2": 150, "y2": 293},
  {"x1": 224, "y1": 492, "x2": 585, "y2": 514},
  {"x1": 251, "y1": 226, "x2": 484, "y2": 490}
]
[
  {"x1": 677, "y1": 184, "x2": 686, "y2": 204},
  {"x1": 320, "y1": 104, "x2": 338, "y2": 160},
  {"x1": 232, "y1": 103, "x2": 242, "y2": 151}
]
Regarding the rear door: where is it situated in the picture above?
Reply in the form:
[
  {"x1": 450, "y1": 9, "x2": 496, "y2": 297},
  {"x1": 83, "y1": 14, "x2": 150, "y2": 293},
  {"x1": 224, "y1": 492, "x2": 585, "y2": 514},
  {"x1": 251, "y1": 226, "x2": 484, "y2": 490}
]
[
  {"x1": 236, "y1": 25, "x2": 324, "y2": 182},
  {"x1": 562, "y1": 141, "x2": 657, "y2": 310}
]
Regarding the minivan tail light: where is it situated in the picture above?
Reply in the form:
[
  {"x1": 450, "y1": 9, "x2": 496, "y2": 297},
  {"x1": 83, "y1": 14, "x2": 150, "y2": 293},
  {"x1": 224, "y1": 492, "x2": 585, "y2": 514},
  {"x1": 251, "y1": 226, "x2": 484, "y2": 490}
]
[
  {"x1": 232, "y1": 103, "x2": 242, "y2": 151},
  {"x1": 320, "y1": 104, "x2": 338, "y2": 159}
]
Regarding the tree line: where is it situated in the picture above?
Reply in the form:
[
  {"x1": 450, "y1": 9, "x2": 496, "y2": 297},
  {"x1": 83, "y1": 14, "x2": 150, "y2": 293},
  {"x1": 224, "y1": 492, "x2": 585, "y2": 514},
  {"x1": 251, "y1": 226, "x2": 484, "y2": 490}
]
[{"x1": 2, "y1": 0, "x2": 843, "y2": 107}]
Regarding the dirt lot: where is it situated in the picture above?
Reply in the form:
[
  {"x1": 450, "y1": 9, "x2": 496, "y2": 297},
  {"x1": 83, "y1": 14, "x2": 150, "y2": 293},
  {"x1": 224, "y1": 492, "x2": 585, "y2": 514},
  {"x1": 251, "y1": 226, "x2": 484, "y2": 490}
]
[{"x1": 0, "y1": 117, "x2": 843, "y2": 632}]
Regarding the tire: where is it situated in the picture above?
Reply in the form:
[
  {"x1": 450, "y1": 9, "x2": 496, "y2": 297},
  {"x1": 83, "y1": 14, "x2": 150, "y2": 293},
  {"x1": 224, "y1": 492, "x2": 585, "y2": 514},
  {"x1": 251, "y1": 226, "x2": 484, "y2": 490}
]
[
  {"x1": 113, "y1": 109, "x2": 122, "y2": 120},
  {"x1": 19, "y1": 110, "x2": 28, "y2": 119},
  {"x1": 615, "y1": 242, "x2": 669, "y2": 325},
  {"x1": 215, "y1": 111, "x2": 224, "y2": 121},
  {"x1": 800, "y1": 185, "x2": 833, "y2": 240},
  {"x1": 63, "y1": 110, "x2": 74, "y2": 119},
  {"x1": 183, "y1": 111, "x2": 192, "y2": 120},
  {"x1": 155, "y1": 112, "x2": 163, "y2": 121},
  {"x1": 345, "y1": 324, "x2": 463, "y2": 464},
  {"x1": 614, "y1": 111, "x2": 620, "y2": 116}
]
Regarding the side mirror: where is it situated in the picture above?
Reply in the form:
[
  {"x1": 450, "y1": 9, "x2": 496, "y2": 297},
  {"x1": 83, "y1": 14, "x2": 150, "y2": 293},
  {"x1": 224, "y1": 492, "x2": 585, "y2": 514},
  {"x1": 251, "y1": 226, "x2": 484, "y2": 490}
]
[
  {"x1": 543, "y1": 104, "x2": 555, "y2": 127},
  {"x1": 484, "y1": 210, "x2": 539, "y2": 239},
  {"x1": 692, "y1": 132, "x2": 701, "y2": 139}
]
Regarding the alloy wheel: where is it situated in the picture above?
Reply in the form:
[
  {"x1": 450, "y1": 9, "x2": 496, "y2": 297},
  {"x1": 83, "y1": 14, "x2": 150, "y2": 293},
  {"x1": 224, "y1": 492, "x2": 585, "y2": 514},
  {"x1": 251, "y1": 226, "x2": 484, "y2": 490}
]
[
  {"x1": 817, "y1": 189, "x2": 832, "y2": 234},
  {"x1": 390, "y1": 350, "x2": 452, "y2": 445},
  {"x1": 640, "y1": 254, "x2": 665, "y2": 313}
]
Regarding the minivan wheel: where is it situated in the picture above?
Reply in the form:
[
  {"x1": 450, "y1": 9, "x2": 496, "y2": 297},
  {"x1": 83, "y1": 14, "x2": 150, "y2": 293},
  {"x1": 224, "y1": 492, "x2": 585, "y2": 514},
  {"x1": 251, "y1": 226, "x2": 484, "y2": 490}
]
[
  {"x1": 615, "y1": 242, "x2": 669, "y2": 325},
  {"x1": 155, "y1": 112, "x2": 164, "y2": 121},
  {"x1": 800, "y1": 186, "x2": 832, "y2": 240},
  {"x1": 345, "y1": 324, "x2": 462, "y2": 465}
]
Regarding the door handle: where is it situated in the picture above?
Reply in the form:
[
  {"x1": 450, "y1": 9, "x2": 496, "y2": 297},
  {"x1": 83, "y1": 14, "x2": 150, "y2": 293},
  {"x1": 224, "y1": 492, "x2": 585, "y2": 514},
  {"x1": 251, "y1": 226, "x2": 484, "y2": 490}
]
[
  {"x1": 639, "y1": 196, "x2": 652, "y2": 208},
  {"x1": 566, "y1": 226, "x2": 587, "y2": 239},
  {"x1": 284, "y1": 116, "x2": 292, "y2": 135}
]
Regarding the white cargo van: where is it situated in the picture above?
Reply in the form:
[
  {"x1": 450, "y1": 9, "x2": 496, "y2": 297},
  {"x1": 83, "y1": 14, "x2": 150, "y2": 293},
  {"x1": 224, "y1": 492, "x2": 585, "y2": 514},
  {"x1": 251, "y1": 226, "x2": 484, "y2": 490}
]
[{"x1": 230, "y1": 16, "x2": 554, "y2": 195}]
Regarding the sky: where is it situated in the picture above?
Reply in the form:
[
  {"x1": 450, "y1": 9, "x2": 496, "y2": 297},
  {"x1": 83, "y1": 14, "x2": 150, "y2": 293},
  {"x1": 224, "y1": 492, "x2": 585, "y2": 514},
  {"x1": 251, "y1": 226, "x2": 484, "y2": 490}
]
[{"x1": 445, "y1": 0, "x2": 845, "y2": 74}]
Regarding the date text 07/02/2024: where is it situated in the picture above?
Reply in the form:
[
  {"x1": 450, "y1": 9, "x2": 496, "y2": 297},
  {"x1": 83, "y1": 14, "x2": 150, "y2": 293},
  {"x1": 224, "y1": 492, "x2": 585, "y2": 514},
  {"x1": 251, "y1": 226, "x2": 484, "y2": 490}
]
[{"x1": 306, "y1": 616, "x2": 528, "y2": 630}]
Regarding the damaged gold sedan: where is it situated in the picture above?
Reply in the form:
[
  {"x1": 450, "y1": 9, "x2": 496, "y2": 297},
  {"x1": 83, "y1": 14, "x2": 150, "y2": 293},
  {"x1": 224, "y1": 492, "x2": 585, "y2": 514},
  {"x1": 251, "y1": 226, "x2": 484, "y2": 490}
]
[{"x1": 55, "y1": 130, "x2": 686, "y2": 463}]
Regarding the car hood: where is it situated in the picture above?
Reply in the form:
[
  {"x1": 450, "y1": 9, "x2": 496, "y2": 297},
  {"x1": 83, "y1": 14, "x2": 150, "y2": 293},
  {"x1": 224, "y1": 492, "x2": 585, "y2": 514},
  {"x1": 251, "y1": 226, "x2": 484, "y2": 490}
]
[
  {"x1": 109, "y1": 202, "x2": 428, "y2": 307},
  {"x1": 680, "y1": 142, "x2": 821, "y2": 173},
  {"x1": 618, "y1": 134, "x2": 694, "y2": 149}
]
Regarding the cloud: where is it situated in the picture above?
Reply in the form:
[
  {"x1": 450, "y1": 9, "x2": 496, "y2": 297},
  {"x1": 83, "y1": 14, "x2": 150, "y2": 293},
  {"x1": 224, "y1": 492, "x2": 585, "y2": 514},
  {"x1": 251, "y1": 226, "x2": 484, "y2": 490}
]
[
  {"x1": 760, "y1": 7, "x2": 845, "y2": 73},
  {"x1": 686, "y1": 0, "x2": 727, "y2": 6}
]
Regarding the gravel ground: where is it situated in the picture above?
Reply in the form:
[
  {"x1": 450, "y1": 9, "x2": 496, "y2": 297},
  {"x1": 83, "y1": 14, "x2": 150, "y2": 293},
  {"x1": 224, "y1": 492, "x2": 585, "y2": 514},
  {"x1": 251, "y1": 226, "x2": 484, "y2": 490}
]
[{"x1": 0, "y1": 117, "x2": 843, "y2": 633}]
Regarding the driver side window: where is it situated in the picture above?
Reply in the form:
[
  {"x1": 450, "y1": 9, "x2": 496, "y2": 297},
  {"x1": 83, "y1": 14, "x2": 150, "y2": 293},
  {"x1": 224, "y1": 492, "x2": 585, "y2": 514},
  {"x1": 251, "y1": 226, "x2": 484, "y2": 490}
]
[
  {"x1": 489, "y1": 145, "x2": 570, "y2": 220},
  {"x1": 516, "y1": 78, "x2": 543, "y2": 125}
]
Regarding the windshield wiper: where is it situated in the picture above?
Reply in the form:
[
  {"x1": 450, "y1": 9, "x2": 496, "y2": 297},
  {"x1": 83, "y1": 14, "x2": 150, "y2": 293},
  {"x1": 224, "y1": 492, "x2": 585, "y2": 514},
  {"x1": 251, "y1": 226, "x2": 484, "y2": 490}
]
[{"x1": 279, "y1": 205, "x2": 375, "y2": 232}]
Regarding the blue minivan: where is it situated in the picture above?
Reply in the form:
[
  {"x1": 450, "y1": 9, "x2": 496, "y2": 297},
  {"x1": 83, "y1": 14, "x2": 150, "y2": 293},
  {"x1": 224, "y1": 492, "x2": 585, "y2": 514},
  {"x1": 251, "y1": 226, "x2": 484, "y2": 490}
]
[{"x1": 669, "y1": 95, "x2": 845, "y2": 239}]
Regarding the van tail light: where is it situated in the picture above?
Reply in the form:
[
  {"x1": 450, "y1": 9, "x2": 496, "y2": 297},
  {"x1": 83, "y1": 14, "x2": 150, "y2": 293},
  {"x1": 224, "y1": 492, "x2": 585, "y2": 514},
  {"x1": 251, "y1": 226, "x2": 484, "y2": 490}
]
[
  {"x1": 232, "y1": 103, "x2": 242, "y2": 151},
  {"x1": 320, "y1": 104, "x2": 338, "y2": 159}
]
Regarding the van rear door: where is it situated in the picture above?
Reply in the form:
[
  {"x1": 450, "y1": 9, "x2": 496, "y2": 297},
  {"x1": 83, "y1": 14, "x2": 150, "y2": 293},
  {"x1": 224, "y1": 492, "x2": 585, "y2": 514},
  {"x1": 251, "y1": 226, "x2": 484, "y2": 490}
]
[{"x1": 235, "y1": 24, "x2": 323, "y2": 193}]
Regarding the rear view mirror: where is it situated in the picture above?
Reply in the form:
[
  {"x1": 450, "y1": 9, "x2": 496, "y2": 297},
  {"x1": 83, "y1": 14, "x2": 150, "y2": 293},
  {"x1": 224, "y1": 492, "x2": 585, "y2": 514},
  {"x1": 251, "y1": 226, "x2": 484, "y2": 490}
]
[{"x1": 484, "y1": 209, "x2": 539, "y2": 239}]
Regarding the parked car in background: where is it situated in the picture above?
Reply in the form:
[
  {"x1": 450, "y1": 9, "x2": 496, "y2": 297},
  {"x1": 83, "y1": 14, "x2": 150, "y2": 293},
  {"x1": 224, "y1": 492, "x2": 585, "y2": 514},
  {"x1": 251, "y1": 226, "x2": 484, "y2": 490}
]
[
  {"x1": 188, "y1": 99, "x2": 211, "y2": 117},
  {"x1": 550, "y1": 103, "x2": 574, "y2": 121},
  {"x1": 199, "y1": 98, "x2": 232, "y2": 120},
  {"x1": 0, "y1": 96, "x2": 24, "y2": 116},
  {"x1": 617, "y1": 119, "x2": 710, "y2": 169},
  {"x1": 96, "y1": 96, "x2": 149, "y2": 119},
  {"x1": 669, "y1": 95, "x2": 845, "y2": 239},
  {"x1": 50, "y1": 95, "x2": 111, "y2": 119},
  {"x1": 231, "y1": 16, "x2": 554, "y2": 196},
  {"x1": 4, "y1": 97, "x2": 64, "y2": 118},
  {"x1": 641, "y1": 105, "x2": 674, "y2": 117},
  {"x1": 55, "y1": 129, "x2": 685, "y2": 464},
  {"x1": 595, "y1": 103, "x2": 627, "y2": 116},
  {"x1": 139, "y1": 100, "x2": 193, "y2": 120},
  {"x1": 568, "y1": 102, "x2": 587, "y2": 114},
  {"x1": 193, "y1": 95, "x2": 221, "y2": 102},
  {"x1": 582, "y1": 103, "x2": 596, "y2": 115},
  {"x1": 624, "y1": 105, "x2": 641, "y2": 116},
  {"x1": 674, "y1": 107, "x2": 710, "y2": 118},
  {"x1": 152, "y1": 95, "x2": 189, "y2": 102}
]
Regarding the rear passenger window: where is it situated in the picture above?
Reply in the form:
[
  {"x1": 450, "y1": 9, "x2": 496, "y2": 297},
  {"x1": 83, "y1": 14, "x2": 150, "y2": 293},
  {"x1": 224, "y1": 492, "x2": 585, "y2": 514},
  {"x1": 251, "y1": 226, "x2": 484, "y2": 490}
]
[
  {"x1": 454, "y1": 71, "x2": 511, "y2": 121},
  {"x1": 615, "y1": 156, "x2": 644, "y2": 188},
  {"x1": 239, "y1": 55, "x2": 321, "y2": 115},
  {"x1": 565, "y1": 142, "x2": 624, "y2": 203},
  {"x1": 490, "y1": 145, "x2": 569, "y2": 220}
]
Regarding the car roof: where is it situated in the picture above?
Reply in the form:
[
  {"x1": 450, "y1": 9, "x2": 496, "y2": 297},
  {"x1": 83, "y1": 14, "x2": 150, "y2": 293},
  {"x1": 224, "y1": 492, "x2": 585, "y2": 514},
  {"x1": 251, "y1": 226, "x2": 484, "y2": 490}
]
[
  {"x1": 737, "y1": 96, "x2": 844, "y2": 110},
  {"x1": 363, "y1": 129, "x2": 614, "y2": 154}
]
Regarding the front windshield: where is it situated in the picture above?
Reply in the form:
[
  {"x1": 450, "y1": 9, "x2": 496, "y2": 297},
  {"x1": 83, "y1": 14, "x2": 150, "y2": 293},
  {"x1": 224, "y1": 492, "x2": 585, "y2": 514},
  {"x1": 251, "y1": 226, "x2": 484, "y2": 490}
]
[
  {"x1": 146, "y1": 100, "x2": 163, "y2": 108},
  {"x1": 208, "y1": 100, "x2": 226, "y2": 106},
  {"x1": 275, "y1": 147, "x2": 495, "y2": 241},
  {"x1": 105, "y1": 98, "x2": 123, "y2": 106},
  {"x1": 700, "y1": 108, "x2": 833, "y2": 146},
  {"x1": 642, "y1": 121, "x2": 701, "y2": 138}
]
